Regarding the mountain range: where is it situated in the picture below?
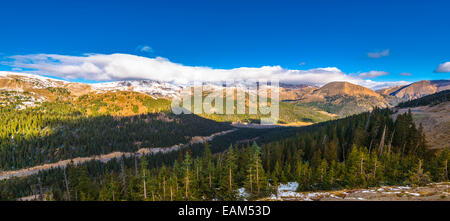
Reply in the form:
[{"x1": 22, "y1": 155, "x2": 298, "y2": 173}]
[{"x1": 1, "y1": 71, "x2": 448, "y2": 120}]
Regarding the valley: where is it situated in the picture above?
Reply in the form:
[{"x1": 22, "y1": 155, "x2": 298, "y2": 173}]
[
  {"x1": 0, "y1": 71, "x2": 448, "y2": 201},
  {"x1": 2, "y1": 71, "x2": 448, "y2": 119},
  {"x1": 0, "y1": 129, "x2": 237, "y2": 180}
]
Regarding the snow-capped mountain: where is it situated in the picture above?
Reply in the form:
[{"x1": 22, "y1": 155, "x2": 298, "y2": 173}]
[
  {"x1": 90, "y1": 80, "x2": 184, "y2": 98},
  {"x1": 0, "y1": 71, "x2": 287, "y2": 99},
  {"x1": 0, "y1": 71, "x2": 186, "y2": 98},
  {"x1": 0, "y1": 71, "x2": 69, "y2": 90}
]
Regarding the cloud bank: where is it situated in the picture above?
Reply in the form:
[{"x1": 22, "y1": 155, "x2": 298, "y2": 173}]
[
  {"x1": 7, "y1": 53, "x2": 408, "y2": 90},
  {"x1": 435, "y1": 62, "x2": 450, "y2": 73},
  {"x1": 358, "y1": 71, "x2": 389, "y2": 79},
  {"x1": 367, "y1": 49, "x2": 390, "y2": 58}
]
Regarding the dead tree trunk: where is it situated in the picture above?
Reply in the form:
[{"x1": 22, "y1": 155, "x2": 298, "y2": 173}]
[
  {"x1": 185, "y1": 167, "x2": 189, "y2": 200},
  {"x1": 368, "y1": 139, "x2": 373, "y2": 154},
  {"x1": 134, "y1": 156, "x2": 138, "y2": 177},
  {"x1": 249, "y1": 168, "x2": 253, "y2": 193},
  {"x1": 322, "y1": 135, "x2": 327, "y2": 150},
  {"x1": 38, "y1": 177, "x2": 44, "y2": 200},
  {"x1": 342, "y1": 147, "x2": 346, "y2": 162},
  {"x1": 229, "y1": 167, "x2": 232, "y2": 194},
  {"x1": 360, "y1": 157, "x2": 364, "y2": 175},
  {"x1": 121, "y1": 158, "x2": 127, "y2": 193},
  {"x1": 63, "y1": 167, "x2": 71, "y2": 201},
  {"x1": 388, "y1": 128, "x2": 395, "y2": 154},
  {"x1": 209, "y1": 171, "x2": 212, "y2": 189},
  {"x1": 378, "y1": 125, "x2": 386, "y2": 156},
  {"x1": 373, "y1": 159, "x2": 377, "y2": 177},
  {"x1": 256, "y1": 164, "x2": 260, "y2": 194},
  {"x1": 163, "y1": 178, "x2": 166, "y2": 200},
  {"x1": 143, "y1": 169, "x2": 147, "y2": 199},
  {"x1": 365, "y1": 111, "x2": 372, "y2": 131},
  {"x1": 445, "y1": 160, "x2": 448, "y2": 180}
]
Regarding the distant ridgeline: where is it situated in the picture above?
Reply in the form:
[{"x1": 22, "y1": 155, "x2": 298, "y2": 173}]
[
  {"x1": 396, "y1": 89, "x2": 450, "y2": 108},
  {"x1": 1, "y1": 106, "x2": 448, "y2": 200}
]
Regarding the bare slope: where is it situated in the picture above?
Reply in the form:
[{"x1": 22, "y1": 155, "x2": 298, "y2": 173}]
[
  {"x1": 294, "y1": 82, "x2": 389, "y2": 116},
  {"x1": 0, "y1": 71, "x2": 91, "y2": 101},
  {"x1": 315, "y1": 81, "x2": 383, "y2": 98},
  {"x1": 393, "y1": 101, "x2": 450, "y2": 149},
  {"x1": 381, "y1": 80, "x2": 450, "y2": 100}
]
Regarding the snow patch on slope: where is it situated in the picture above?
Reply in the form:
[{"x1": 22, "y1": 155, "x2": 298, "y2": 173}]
[
  {"x1": 0, "y1": 71, "x2": 68, "y2": 89},
  {"x1": 90, "y1": 80, "x2": 183, "y2": 97}
]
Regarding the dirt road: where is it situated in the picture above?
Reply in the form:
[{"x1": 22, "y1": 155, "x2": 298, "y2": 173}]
[{"x1": 0, "y1": 129, "x2": 237, "y2": 180}]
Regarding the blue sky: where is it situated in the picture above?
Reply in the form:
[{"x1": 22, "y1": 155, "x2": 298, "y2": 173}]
[{"x1": 0, "y1": 0, "x2": 448, "y2": 86}]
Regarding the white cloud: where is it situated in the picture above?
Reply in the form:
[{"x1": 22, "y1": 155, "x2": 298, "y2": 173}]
[
  {"x1": 358, "y1": 71, "x2": 389, "y2": 79},
  {"x1": 298, "y1": 62, "x2": 306, "y2": 66},
  {"x1": 7, "y1": 53, "x2": 407, "y2": 90},
  {"x1": 435, "y1": 62, "x2": 450, "y2": 73},
  {"x1": 137, "y1": 45, "x2": 153, "y2": 53},
  {"x1": 367, "y1": 49, "x2": 390, "y2": 58},
  {"x1": 400, "y1": 72, "x2": 412, "y2": 76}
]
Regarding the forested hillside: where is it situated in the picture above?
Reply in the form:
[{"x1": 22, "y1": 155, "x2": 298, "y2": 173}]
[
  {"x1": 393, "y1": 90, "x2": 450, "y2": 149},
  {"x1": 0, "y1": 82, "x2": 334, "y2": 172},
  {"x1": 75, "y1": 91, "x2": 172, "y2": 116},
  {"x1": 200, "y1": 101, "x2": 335, "y2": 125},
  {"x1": 385, "y1": 80, "x2": 450, "y2": 100},
  {"x1": 292, "y1": 82, "x2": 389, "y2": 117},
  {"x1": 1, "y1": 107, "x2": 448, "y2": 200},
  {"x1": 397, "y1": 90, "x2": 450, "y2": 108},
  {"x1": 0, "y1": 100, "x2": 231, "y2": 171},
  {"x1": 0, "y1": 74, "x2": 449, "y2": 201}
]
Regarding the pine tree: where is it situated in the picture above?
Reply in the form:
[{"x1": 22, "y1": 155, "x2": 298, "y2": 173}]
[
  {"x1": 324, "y1": 160, "x2": 337, "y2": 189},
  {"x1": 219, "y1": 145, "x2": 238, "y2": 200},
  {"x1": 432, "y1": 149, "x2": 450, "y2": 181},
  {"x1": 99, "y1": 172, "x2": 118, "y2": 201},
  {"x1": 245, "y1": 142, "x2": 270, "y2": 198},
  {"x1": 181, "y1": 150, "x2": 195, "y2": 200},
  {"x1": 315, "y1": 159, "x2": 328, "y2": 189},
  {"x1": 407, "y1": 159, "x2": 431, "y2": 187},
  {"x1": 344, "y1": 146, "x2": 367, "y2": 188},
  {"x1": 367, "y1": 152, "x2": 383, "y2": 186},
  {"x1": 295, "y1": 160, "x2": 312, "y2": 191},
  {"x1": 200, "y1": 143, "x2": 215, "y2": 200},
  {"x1": 140, "y1": 157, "x2": 149, "y2": 200}
]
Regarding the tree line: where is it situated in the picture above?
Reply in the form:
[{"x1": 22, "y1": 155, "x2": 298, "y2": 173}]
[{"x1": 397, "y1": 89, "x2": 450, "y2": 108}]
